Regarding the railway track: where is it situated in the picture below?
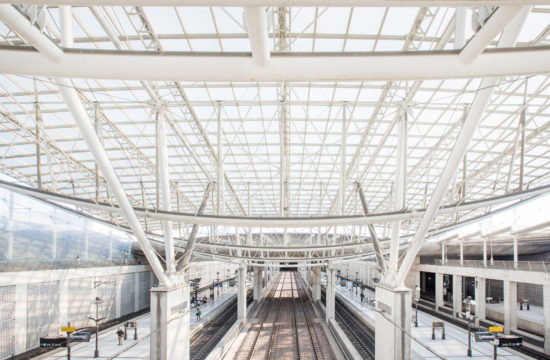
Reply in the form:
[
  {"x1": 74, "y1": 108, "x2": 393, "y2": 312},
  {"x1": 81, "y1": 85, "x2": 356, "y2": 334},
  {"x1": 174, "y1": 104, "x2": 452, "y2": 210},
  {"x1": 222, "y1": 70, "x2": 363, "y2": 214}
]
[
  {"x1": 233, "y1": 271, "x2": 335, "y2": 360},
  {"x1": 321, "y1": 288, "x2": 376, "y2": 359},
  {"x1": 190, "y1": 291, "x2": 252, "y2": 360}
]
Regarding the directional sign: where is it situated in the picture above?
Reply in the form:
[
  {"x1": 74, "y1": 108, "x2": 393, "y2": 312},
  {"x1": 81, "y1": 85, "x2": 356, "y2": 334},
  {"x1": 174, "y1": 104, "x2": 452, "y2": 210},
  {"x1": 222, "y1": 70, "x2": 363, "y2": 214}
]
[
  {"x1": 474, "y1": 331, "x2": 495, "y2": 342},
  {"x1": 489, "y1": 326, "x2": 503, "y2": 333},
  {"x1": 61, "y1": 327, "x2": 76, "y2": 333}
]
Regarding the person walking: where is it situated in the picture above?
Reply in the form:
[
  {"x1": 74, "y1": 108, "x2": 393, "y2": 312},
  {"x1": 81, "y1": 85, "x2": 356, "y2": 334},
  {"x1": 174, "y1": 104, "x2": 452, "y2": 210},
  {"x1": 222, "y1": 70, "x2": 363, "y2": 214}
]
[
  {"x1": 196, "y1": 307, "x2": 201, "y2": 320},
  {"x1": 116, "y1": 327, "x2": 125, "y2": 345}
]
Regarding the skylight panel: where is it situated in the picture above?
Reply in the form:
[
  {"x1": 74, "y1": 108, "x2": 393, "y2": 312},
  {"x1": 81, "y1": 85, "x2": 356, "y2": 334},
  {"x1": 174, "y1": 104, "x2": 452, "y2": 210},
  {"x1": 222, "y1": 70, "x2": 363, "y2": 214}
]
[
  {"x1": 315, "y1": 7, "x2": 351, "y2": 35},
  {"x1": 142, "y1": 7, "x2": 180, "y2": 35},
  {"x1": 211, "y1": 7, "x2": 247, "y2": 34},
  {"x1": 348, "y1": 7, "x2": 385, "y2": 35},
  {"x1": 176, "y1": 7, "x2": 216, "y2": 34},
  {"x1": 188, "y1": 39, "x2": 221, "y2": 51},
  {"x1": 220, "y1": 38, "x2": 251, "y2": 52},
  {"x1": 314, "y1": 38, "x2": 344, "y2": 52},
  {"x1": 291, "y1": 38, "x2": 313, "y2": 52},
  {"x1": 381, "y1": 7, "x2": 418, "y2": 36},
  {"x1": 344, "y1": 39, "x2": 375, "y2": 52}
]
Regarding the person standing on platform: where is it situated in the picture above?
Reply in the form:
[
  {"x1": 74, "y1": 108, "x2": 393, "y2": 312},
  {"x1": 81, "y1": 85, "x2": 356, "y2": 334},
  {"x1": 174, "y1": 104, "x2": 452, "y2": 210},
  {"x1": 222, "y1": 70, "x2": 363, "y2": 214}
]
[
  {"x1": 196, "y1": 307, "x2": 201, "y2": 320},
  {"x1": 116, "y1": 327, "x2": 125, "y2": 345}
]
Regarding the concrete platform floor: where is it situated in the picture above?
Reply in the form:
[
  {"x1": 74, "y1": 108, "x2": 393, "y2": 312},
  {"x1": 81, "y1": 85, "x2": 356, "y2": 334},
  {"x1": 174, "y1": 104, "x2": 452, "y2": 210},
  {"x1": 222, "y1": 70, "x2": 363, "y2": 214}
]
[
  {"x1": 486, "y1": 302, "x2": 544, "y2": 324},
  {"x1": 335, "y1": 284, "x2": 528, "y2": 359},
  {"x1": 34, "y1": 286, "x2": 239, "y2": 360}
]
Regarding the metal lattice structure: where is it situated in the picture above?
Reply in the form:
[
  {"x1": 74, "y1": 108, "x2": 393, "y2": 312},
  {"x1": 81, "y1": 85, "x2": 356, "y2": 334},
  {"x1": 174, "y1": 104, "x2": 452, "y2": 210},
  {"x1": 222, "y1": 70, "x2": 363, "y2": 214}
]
[{"x1": 1, "y1": 1, "x2": 550, "y2": 281}]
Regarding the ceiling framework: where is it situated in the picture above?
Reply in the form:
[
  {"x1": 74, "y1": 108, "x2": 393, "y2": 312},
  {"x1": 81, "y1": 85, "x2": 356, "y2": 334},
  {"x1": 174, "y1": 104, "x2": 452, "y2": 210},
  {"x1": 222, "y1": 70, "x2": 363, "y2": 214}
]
[{"x1": 1, "y1": 3, "x2": 550, "y2": 271}]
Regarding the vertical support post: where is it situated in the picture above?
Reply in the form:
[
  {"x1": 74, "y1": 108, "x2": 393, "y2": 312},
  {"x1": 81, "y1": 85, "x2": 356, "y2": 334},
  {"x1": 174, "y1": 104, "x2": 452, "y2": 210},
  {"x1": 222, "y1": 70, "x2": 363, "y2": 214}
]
[
  {"x1": 519, "y1": 108, "x2": 525, "y2": 191},
  {"x1": 375, "y1": 285, "x2": 411, "y2": 359},
  {"x1": 513, "y1": 236, "x2": 518, "y2": 269},
  {"x1": 253, "y1": 266, "x2": 263, "y2": 301},
  {"x1": 543, "y1": 284, "x2": 550, "y2": 355},
  {"x1": 389, "y1": 108, "x2": 407, "y2": 278},
  {"x1": 156, "y1": 107, "x2": 176, "y2": 274},
  {"x1": 454, "y1": 7, "x2": 466, "y2": 49},
  {"x1": 340, "y1": 103, "x2": 346, "y2": 215},
  {"x1": 216, "y1": 102, "x2": 224, "y2": 215},
  {"x1": 94, "y1": 103, "x2": 102, "y2": 202},
  {"x1": 441, "y1": 242, "x2": 446, "y2": 265},
  {"x1": 504, "y1": 280, "x2": 518, "y2": 334},
  {"x1": 453, "y1": 275, "x2": 463, "y2": 319},
  {"x1": 326, "y1": 262, "x2": 335, "y2": 321},
  {"x1": 35, "y1": 103, "x2": 42, "y2": 189},
  {"x1": 435, "y1": 272, "x2": 443, "y2": 310},
  {"x1": 312, "y1": 266, "x2": 321, "y2": 302},
  {"x1": 475, "y1": 277, "x2": 486, "y2": 323},
  {"x1": 238, "y1": 263, "x2": 247, "y2": 322}
]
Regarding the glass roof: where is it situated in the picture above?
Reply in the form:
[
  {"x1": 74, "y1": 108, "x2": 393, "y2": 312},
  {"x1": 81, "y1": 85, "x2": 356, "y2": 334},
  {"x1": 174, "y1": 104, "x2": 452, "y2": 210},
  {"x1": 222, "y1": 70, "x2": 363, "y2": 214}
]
[{"x1": 1, "y1": 4, "x2": 550, "y2": 242}]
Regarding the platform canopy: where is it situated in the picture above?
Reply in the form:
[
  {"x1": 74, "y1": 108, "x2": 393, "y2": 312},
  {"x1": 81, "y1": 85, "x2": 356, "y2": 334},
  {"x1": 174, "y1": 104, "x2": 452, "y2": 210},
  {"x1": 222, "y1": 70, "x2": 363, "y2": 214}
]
[{"x1": 1, "y1": 2, "x2": 550, "y2": 272}]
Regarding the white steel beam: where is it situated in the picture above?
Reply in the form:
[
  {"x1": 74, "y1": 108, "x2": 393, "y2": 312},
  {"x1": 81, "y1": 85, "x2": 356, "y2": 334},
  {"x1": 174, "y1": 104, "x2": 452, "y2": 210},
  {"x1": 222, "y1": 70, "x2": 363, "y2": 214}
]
[
  {"x1": 156, "y1": 108, "x2": 176, "y2": 275},
  {"x1": 1, "y1": 47, "x2": 549, "y2": 81},
  {"x1": 459, "y1": 6, "x2": 522, "y2": 64},
  {"x1": 244, "y1": 7, "x2": 270, "y2": 67},
  {"x1": 0, "y1": 4, "x2": 62, "y2": 62},
  {"x1": 396, "y1": 7, "x2": 530, "y2": 285},
  {"x1": 2, "y1": 179, "x2": 549, "y2": 228},
  {"x1": 1, "y1": 0, "x2": 548, "y2": 7},
  {"x1": 454, "y1": 7, "x2": 466, "y2": 49}
]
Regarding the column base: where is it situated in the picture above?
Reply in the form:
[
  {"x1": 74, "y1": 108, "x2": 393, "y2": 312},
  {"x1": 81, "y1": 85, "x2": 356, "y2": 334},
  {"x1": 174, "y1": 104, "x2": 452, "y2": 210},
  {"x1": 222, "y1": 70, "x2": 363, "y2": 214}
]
[
  {"x1": 150, "y1": 283, "x2": 190, "y2": 360},
  {"x1": 375, "y1": 285, "x2": 411, "y2": 360}
]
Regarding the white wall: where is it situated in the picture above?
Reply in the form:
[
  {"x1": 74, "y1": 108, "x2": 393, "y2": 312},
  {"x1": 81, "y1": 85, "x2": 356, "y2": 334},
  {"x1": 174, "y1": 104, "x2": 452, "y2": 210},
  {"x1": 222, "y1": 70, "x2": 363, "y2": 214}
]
[{"x1": 0, "y1": 265, "x2": 151, "y2": 359}]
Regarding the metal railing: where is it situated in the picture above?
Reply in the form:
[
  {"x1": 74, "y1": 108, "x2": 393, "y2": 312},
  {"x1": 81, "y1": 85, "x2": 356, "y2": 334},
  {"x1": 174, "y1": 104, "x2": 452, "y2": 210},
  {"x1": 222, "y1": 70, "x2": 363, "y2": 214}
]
[
  {"x1": 0, "y1": 259, "x2": 139, "y2": 272},
  {"x1": 430, "y1": 259, "x2": 550, "y2": 272}
]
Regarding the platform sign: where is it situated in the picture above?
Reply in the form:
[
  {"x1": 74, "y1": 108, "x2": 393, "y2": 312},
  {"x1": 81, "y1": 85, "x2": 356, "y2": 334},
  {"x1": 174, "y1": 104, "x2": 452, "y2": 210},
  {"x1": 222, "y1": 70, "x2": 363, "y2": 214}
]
[
  {"x1": 61, "y1": 327, "x2": 76, "y2": 333},
  {"x1": 474, "y1": 331, "x2": 495, "y2": 342},
  {"x1": 496, "y1": 336, "x2": 522, "y2": 348},
  {"x1": 69, "y1": 332, "x2": 91, "y2": 342},
  {"x1": 489, "y1": 326, "x2": 503, "y2": 333},
  {"x1": 40, "y1": 337, "x2": 67, "y2": 347}
]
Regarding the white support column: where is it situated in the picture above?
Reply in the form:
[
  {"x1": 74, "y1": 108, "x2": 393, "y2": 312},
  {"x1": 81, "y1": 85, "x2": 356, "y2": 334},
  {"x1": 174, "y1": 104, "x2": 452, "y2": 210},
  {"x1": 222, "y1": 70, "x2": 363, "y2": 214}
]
[
  {"x1": 238, "y1": 263, "x2": 247, "y2": 322},
  {"x1": 340, "y1": 103, "x2": 347, "y2": 215},
  {"x1": 435, "y1": 272, "x2": 444, "y2": 309},
  {"x1": 156, "y1": 108, "x2": 176, "y2": 274},
  {"x1": 375, "y1": 285, "x2": 411, "y2": 360},
  {"x1": 389, "y1": 109, "x2": 407, "y2": 279},
  {"x1": 216, "y1": 102, "x2": 224, "y2": 215},
  {"x1": 504, "y1": 280, "x2": 518, "y2": 334},
  {"x1": 326, "y1": 262, "x2": 335, "y2": 321},
  {"x1": 543, "y1": 284, "x2": 550, "y2": 355},
  {"x1": 14, "y1": 284, "x2": 27, "y2": 354},
  {"x1": 475, "y1": 277, "x2": 486, "y2": 323},
  {"x1": 312, "y1": 266, "x2": 321, "y2": 302},
  {"x1": 253, "y1": 266, "x2": 263, "y2": 301},
  {"x1": 150, "y1": 283, "x2": 190, "y2": 360},
  {"x1": 454, "y1": 7, "x2": 466, "y2": 49},
  {"x1": 441, "y1": 242, "x2": 446, "y2": 265},
  {"x1": 453, "y1": 275, "x2": 462, "y2": 318},
  {"x1": 7, "y1": 191, "x2": 14, "y2": 260},
  {"x1": 244, "y1": 7, "x2": 270, "y2": 66}
]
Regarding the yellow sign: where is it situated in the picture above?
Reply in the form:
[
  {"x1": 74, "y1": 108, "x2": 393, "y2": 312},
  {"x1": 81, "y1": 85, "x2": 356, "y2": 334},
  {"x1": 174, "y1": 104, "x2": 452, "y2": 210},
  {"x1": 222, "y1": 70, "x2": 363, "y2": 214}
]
[
  {"x1": 61, "y1": 326, "x2": 76, "y2": 333},
  {"x1": 489, "y1": 326, "x2": 503, "y2": 333}
]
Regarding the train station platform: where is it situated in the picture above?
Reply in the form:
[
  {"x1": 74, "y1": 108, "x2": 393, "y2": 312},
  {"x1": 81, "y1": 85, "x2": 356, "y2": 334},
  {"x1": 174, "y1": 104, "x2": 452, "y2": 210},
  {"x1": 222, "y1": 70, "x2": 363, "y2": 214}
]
[
  {"x1": 335, "y1": 284, "x2": 526, "y2": 359},
  {"x1": 34, "y1": 286, "x2": 239, "y2": 360}
]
